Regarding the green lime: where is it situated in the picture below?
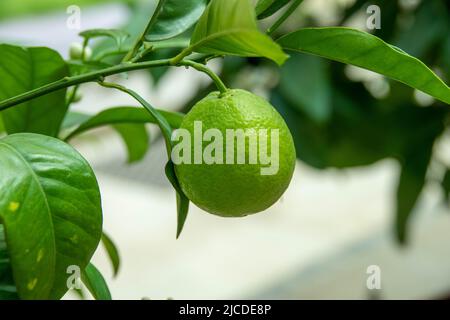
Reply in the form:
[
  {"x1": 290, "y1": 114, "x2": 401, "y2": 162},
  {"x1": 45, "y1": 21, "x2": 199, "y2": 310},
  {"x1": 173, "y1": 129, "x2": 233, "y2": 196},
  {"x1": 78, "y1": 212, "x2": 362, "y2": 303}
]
[{"x1": 173, "y1": 89, "x2": 296, "y2": 217}]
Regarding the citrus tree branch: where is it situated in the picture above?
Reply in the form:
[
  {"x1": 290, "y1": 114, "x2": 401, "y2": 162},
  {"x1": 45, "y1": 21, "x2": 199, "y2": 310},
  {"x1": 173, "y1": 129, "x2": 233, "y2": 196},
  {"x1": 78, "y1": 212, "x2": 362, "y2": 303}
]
[
  {"x1": 0, "y1": 58, "x2": 228, "y2": 111},
  {"x1": 0, "y1": 59, "x2": 172, "y2": 111}
]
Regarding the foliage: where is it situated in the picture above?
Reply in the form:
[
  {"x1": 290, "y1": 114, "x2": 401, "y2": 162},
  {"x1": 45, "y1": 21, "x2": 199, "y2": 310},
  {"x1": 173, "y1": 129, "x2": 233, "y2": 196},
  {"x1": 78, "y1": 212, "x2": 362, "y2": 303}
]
[{"x1": 0, "y1": 0, "x2": 449, "y2": 299}]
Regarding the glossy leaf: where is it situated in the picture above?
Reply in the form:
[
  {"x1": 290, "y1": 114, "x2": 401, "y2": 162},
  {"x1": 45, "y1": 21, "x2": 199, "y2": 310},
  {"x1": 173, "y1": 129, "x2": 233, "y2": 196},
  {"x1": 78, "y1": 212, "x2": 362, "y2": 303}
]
[
  {"x1": 0, "y1": 225, "x2": 19, "y2": 300},
  {"x1": 65, "y1": 107, "x2": 184, "y2": 140},
  {"x1": 0, "y1": 44, "x2": 69, "y2": 136},
  {"x1": 0, "y1": 133, "x2": 102, "y2": 299},
  {"x1": 81, "y1": 263, "x2": 112, "y2": 300},
  {"x1": 146, "y1": 0, "x2": 208, "y2": 41},
  {"x1": 101, "y1": 232, "x2": 120, "y2": 278},
  {"x1": 186, "y1": 0, "x2": 288, "y2": 65},
  {"x1": 277, "y1": 27, "x2": 450, "y2": 104},
  {"x1": 80, "y1": 29, "x2": 130, "y2": 49},
  {"x1": 255, "y1": 0, "x2": 291, "y2": 19}
]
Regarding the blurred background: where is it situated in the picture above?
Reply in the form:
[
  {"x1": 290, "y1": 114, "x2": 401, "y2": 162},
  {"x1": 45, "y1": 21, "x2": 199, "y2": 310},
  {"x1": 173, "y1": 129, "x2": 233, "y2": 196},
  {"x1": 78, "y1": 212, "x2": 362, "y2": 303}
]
[{"x1": 1, "y1": 0, "x2": 449, "y2": 299}]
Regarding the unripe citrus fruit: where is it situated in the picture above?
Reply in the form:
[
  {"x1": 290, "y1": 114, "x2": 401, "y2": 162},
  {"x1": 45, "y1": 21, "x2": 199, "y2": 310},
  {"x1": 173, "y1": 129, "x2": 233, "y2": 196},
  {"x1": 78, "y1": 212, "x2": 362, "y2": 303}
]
[{"x1": 174, "y1": 89, "x2": 296, "y2": 217}]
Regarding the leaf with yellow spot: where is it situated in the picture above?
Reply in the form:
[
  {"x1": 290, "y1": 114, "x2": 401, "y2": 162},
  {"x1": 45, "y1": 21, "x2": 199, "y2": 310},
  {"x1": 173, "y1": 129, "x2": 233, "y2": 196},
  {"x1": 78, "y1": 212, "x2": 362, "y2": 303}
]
[
  {"x1": 8, "y1": 202, "x2": 19, "y2": 212},
  {"x1": 0, "y1": 133, "x2": 102, "y2": 299}
]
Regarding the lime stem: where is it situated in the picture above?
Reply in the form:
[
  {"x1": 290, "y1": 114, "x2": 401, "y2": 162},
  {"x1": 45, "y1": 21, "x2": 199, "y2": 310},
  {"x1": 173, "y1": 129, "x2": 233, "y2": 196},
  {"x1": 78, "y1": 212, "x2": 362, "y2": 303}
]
[{"x1": 177, "y1": 60, "x2": 228, "y2": 94}]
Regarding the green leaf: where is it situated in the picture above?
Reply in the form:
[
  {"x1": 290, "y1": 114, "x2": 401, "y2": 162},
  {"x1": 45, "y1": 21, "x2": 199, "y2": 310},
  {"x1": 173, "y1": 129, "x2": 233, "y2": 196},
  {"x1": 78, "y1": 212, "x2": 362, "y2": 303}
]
[
  {"x1": 61, "y1": 112, "x2": 91, "y2": 132},
  {"x1": 186, "y1": 0, "x2": 288, "y2": 65},
  {"x1": 101, "y1": 232, "x2": 120, "y2": 278},
  {"x1": 80, "y1": 29, "x2": 130, "y2": 50},
  {"x1": 146, "y1": 0, "x2": 208, "y2": 42},
  {"x1": 255, "y1": 0, "x2": 291, "y2": 19},
  {"x1": 0, "y1": 225, "x2": 19, "y2": 300},
  {"x1": 91, "y1": 1, "x2": 158, "y2": 62},
  {"x1": 165, "y1": 161, "x2": 190, "y2": 238},
  {"x1": 64, "y1": 107, "x2": 184, "y2": 164},
  {"x1": 0, "y1": 133, "x2": 102, "y2": 299},
  {"x1": 277, "y1": 27, "x2": 450, "y2": 105},
  {"x1": 113, "y1": 123, "x2": 149, "y2": 164},
  {"x1": 395, "y1": 154, "x2": 431, "y2": 244},
  {"x1": 81, "y1": 263, "x2": 112, "y2": 300},
  {"x1": 279, "y1": 53, "x2": 332, "y2": 123},
  {"x1": 65, "y1": 107, "x2": 184, "y2": 140},
  {"x1": 394, "y1": 110, "x2": 446, "y2": 243},
  {"x1": 0, "y1": 44, "x2": 69, "y2": 136}
]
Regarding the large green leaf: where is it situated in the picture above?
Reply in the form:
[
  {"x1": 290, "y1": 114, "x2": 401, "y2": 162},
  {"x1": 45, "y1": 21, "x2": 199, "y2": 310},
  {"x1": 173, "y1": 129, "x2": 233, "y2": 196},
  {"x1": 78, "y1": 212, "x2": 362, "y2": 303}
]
[
  {"x1": 81, "y1": 263, "x2": 111, "y2": 300},
  {"x1": 277, "y1": 27, "x2": 450, "y2": 105},
  {"x1": 146, "y1": 0, "x2": 208, "y2": 42},
  {"x1": 0, "y1": 133, "x2": 102, "y2": 299},
  {"x1": 0, "y1": 225, "x2": 19, "y2": 300},
  {"x1": 0, "y1": 44, "x2": 69, "y2": 136},
  {"x1": 255, "y1": 0, "x2": 291, "y2": 19},
  {"x1": 185, "y1": 0, "x2": 288, "y2": 65}
]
